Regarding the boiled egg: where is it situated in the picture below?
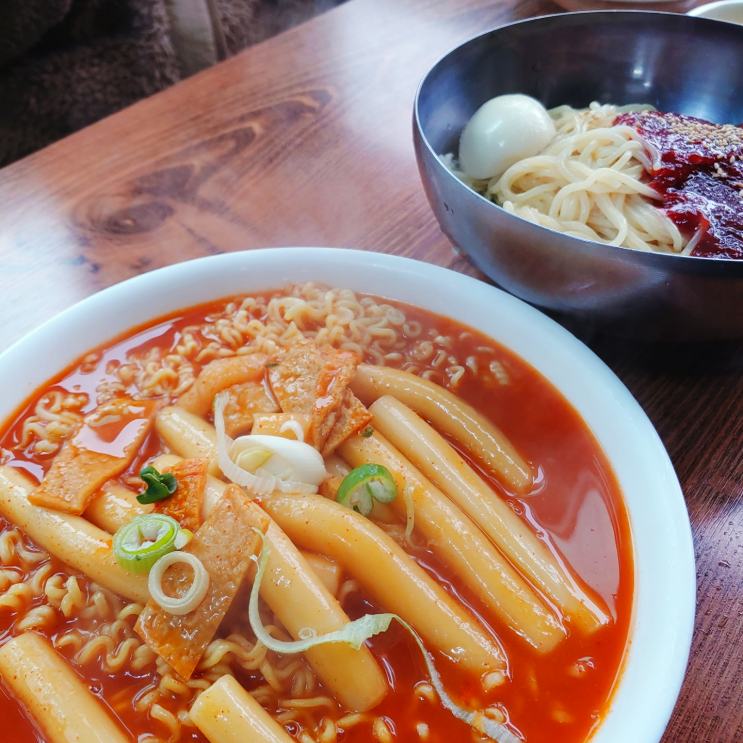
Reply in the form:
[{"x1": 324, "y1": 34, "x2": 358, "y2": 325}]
[{"x1": 458, "y1": 94, "x2": 556, "y2": 180}]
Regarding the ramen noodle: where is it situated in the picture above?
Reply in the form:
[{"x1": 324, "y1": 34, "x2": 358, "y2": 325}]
[
  {"x1": 447, "y1": 100, "x2": 743, "y2": 258},
  {"x1": 0, "y1": 282, "x2": 633, "y2": 743}
]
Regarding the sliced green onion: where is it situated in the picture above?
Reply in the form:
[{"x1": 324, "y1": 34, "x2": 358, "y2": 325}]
[
  {"x1": 214, "y1": 393, "x2": 324, "y2": 495},
  {"x1": 402, "y1": 483, "x2": 415, "y2": 541},
  {"x1": 174, "y1": 528, "x2": 194, "y2": 550},
  {"x1": 247, "y1": 529, "x2": 521, "y2": 743},
  {"x1": 337, "y1": 464, "x2": 397, "y2": 517},
  {"x1": 137, "y1": 466, "x2": 178, "y2": 504},
  {"x1": 279, "y1": 420, "x2": 305, "y2": 442},
  {"x1": 149, "y1": 551, "x2": 210, "y2": 615},
  {"x1": 249, "y1": 529, "x2": 395, "y2": 655},
  {"x1": 234, "y1": 447, "x2": 273, "y2": 473},
  {"x1": 113, "y1": 514, "x2": 181, "y2": 573}
]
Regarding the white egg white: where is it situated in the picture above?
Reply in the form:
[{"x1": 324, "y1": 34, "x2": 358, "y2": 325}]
[{"x1": 458, "y1": 94, "x2": 556, "y2": 180}]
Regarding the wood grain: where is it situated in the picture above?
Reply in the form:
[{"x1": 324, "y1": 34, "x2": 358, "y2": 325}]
[
  {"x1": 0, "y1": 0, "x2": 740, "y2": 741},
  {"x1": 0, "y1": 0, "x2": 559, "y2": 350}
]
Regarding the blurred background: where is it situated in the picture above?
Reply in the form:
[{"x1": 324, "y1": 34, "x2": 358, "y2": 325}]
[{"x1": 0, "y1": 0, "x2": 346, "y2": 169}]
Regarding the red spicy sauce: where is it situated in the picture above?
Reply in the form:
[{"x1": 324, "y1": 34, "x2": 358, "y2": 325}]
[{"x1": 616, "y1": 110, "x2": 743, "y2": 258}]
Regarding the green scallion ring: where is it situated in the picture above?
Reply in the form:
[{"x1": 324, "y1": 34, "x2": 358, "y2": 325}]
[
  {"x1": 113, "y1": 514, "x2": 181, "y2": 574},
  {"x1": 337, "y1": 464, "x2": 397, "y2": 517}
]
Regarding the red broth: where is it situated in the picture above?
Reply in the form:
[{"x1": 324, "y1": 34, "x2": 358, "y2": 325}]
[{"x1": 0, "y1": 291, "x2": 633, "y2": 743}]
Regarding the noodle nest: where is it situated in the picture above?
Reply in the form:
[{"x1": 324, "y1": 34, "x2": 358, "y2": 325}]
[{"x1": 449, "y1": 102, "x2": 690, "y2": 255}]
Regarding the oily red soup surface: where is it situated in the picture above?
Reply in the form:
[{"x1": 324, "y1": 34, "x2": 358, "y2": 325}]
[{"x1": 0, "y1": 291, "x2": 633, "y2": 743}]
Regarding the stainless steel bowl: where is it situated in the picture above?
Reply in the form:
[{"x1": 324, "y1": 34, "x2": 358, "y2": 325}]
[{"x1": 413, "y1": 11, "x2": 743, "y2": 339}]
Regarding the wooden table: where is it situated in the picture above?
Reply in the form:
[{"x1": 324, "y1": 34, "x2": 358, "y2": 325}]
[{"x1": 0, "y1": 0, "x2": 739, "y2": 741}]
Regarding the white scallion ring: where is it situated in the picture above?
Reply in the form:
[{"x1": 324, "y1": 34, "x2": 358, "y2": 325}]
[
  {"x1": 279, "y1": 419, "x2": 305, "y2": 442},
  {"x1": 148, "y1": 551, "x2": 210, "y2": 616}
]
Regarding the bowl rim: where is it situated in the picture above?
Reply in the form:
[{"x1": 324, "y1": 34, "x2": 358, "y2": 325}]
[
  {"x1": 413, "y1": 8, "x2": 743, "y2": 266},
  {"x1": 0, "y1": 248, "x2": 696, "y2": 743},
  {"x1": 688, "y1": 0, "x2": 743, "y2": 17}
]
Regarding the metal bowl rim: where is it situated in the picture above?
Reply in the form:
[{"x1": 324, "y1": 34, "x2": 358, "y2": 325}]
[{"x1": 413, "y1": 9, "x2": 743, "y2": 268}]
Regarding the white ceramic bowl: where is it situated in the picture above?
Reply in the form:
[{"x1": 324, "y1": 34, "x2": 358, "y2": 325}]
[
  {"x1": 688, "y1": 0, "x2": 743, "y2": 21},
  {"x1": 0, "y1": 248, "x2": 695, "y2": 743}
]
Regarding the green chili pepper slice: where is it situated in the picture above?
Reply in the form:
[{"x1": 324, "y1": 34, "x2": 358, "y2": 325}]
[
  {"x1": 113, "y1": 514, "x2": 181, "y2": 574},
  {"x1": 337, "y1": 464, "x2": 397, "y2": 517}
]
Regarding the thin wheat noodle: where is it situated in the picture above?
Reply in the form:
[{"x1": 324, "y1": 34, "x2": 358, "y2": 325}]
[{"x1": 450, "y1": 102, "x2": 690, "y2": 255}]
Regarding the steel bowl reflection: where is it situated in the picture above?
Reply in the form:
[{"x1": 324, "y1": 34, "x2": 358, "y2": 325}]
[{"x1": 413, "y1": 10, "x2": 743, "y2": 339}]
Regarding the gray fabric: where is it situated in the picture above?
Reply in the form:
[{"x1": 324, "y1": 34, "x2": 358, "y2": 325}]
[
  {"x1": 165, "y1": 0, "x2": 219, "y2": 77},
  {"x1": 0, "y1": 0, "x2": 73, "y2": 67},
  {"x1": 211, "y1": 0, "x2": 259, "y2": 56},
  {"x1": 246, "y1": 0, "x2": 345, "y2": 46}
]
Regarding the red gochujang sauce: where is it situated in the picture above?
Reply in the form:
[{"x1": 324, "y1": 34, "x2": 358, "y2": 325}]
[
  {"x1": 0, "y1": 291, "x2": 633, "y2": 743},
  {"x1": 616, "y1": 110, "x2": 743, "y2": 258}
]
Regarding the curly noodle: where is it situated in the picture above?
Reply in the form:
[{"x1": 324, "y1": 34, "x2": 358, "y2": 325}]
[
  {"x1": 94, "y1": 283, "x2": 474, "y2": 408},
  {"x1": 0, "y1": 282, "x2": 520, "y2": 743}
]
